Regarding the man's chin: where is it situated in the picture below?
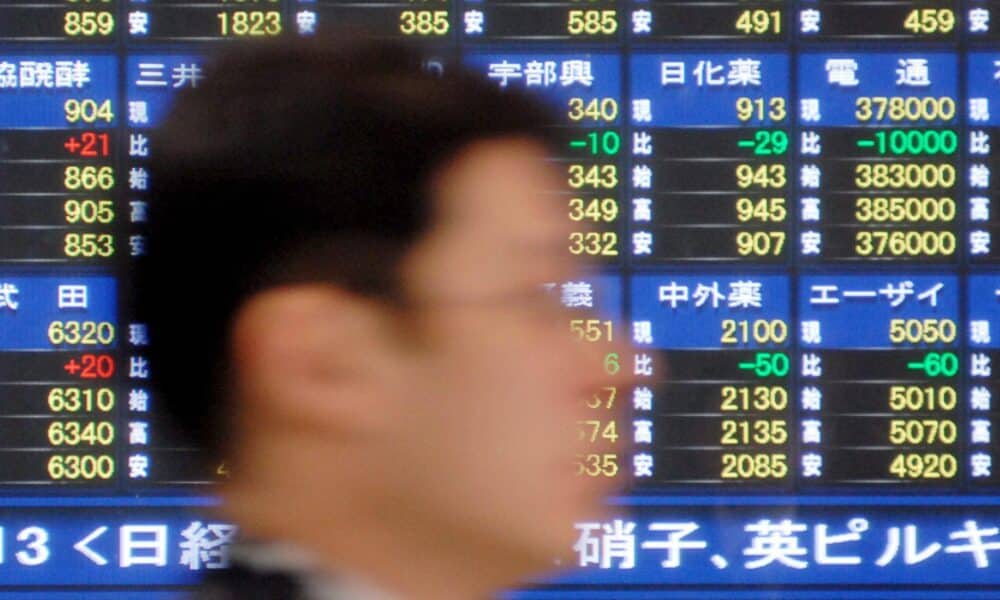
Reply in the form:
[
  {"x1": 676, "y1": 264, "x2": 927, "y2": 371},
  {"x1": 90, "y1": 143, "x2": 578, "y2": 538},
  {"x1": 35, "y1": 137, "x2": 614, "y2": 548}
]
[
  {"x1": 531, "y1": 497, "x2": 613, "y2": 563},
  {"x1": 513, "y1": 521, "x2": 598, "y2": 586}
]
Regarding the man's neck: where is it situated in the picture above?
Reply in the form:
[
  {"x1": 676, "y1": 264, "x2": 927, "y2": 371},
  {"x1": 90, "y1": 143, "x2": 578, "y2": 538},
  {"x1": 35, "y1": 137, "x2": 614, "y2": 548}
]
[{"x1": 219, "y1": 440, "x2": 519, "y2": 600}]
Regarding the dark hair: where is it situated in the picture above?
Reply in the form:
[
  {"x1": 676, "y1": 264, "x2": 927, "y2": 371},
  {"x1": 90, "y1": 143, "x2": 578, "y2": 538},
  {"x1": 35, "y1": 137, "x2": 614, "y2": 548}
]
[{"x1": 136, "y1": 38, "x2": 554, "y2": 460}]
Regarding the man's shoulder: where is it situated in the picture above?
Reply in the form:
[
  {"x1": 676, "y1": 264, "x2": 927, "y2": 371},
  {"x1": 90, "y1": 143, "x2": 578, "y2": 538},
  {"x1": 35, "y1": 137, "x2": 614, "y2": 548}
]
[{"x1": 189, "y1": 539, "x2": 398, "y2": 600}]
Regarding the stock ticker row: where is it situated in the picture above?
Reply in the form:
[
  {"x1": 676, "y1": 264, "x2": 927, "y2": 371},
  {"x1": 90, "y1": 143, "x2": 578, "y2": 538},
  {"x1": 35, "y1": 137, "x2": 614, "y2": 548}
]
[{"x1": 3, "y1": 1, "x2": 1000, "y2": 43}]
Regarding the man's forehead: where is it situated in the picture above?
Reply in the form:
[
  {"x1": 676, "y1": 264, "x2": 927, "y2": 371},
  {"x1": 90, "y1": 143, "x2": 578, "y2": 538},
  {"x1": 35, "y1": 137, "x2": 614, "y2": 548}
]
[
  {"x1": 433, "y1": 138, "x2": 567, "y2": 233},
  {"x1": 433, "y1": 137, "x2": 562, "y2": 211},
  {"x1": 413, "y1": 137, "x2": 574, "y2": 296}
]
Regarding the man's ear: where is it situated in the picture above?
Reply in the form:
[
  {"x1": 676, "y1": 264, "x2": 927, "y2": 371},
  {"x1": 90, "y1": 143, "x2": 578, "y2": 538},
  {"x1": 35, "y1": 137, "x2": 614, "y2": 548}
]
[{"x1": 228, "y1": 284, "x2": 394, "y2": 438}]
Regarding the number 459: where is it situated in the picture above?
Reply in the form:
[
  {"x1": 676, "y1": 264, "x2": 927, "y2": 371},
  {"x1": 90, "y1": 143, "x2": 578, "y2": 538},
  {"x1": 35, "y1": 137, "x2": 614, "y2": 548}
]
[{"x1": 903, "y1": 9, "x2": 954, "y2": 33}]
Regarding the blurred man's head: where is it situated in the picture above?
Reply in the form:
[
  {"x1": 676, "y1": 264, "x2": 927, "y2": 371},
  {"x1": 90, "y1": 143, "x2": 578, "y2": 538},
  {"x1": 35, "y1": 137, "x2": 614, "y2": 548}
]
[{"x1": 140, "y1": 39, "x2": 620, "y2": 597}]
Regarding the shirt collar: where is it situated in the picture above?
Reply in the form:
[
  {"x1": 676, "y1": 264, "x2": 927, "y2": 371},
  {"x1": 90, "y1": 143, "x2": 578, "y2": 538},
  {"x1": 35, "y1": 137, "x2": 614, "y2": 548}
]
[{"x1": 230, "y1": 539, "x2": 401, "y2": 600}]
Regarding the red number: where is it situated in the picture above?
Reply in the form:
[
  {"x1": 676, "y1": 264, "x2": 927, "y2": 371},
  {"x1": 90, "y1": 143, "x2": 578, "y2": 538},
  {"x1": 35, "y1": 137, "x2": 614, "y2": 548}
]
[
  {"x1": 79, "y1": 132, "x2": 110, "y2": 158},
  {"x1": 79, "y1": 354, "x2": 114, "y2": 379}
]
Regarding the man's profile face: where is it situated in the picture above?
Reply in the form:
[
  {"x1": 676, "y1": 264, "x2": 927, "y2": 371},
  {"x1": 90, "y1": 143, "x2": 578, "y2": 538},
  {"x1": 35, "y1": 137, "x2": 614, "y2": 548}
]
[
  {"x1": 379, "y1": 137, "x2": 624, "y2": 570},
  {"x1": 226, "y1": 135, "x2": 625, "y2": 586}
]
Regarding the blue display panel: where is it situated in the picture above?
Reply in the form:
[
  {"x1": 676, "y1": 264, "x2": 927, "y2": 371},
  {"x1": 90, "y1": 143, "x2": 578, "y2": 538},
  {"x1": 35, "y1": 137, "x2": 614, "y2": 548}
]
[{"x1": 0, "y1": 2, "x2": 998, "y2": 598}]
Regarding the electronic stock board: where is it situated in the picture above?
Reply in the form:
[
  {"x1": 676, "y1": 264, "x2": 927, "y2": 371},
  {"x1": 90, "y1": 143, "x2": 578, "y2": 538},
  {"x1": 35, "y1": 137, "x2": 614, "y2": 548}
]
[{"x1": 1, "y1": 2, "x2": 999, "y2": 598}]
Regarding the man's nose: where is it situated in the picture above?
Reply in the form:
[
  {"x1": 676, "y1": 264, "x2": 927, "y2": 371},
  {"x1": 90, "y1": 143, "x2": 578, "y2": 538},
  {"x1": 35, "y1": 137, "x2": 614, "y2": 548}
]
[{"x1": 564, "y1": 317, "x2": 640, "y2": 404}]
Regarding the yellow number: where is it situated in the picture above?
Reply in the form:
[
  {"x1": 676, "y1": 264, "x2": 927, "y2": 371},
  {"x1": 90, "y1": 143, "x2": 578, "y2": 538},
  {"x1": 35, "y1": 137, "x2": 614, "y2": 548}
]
[
  {"x1": 735, "y1": 163, "x2": 786, "y2": 188},
  {"x1": 568, "y1": 231, "x2": 618, "y2": 256},
  {"x1": 575, "y1": 453, "x2": 619, "y2": 477},
  {"x1": 736, "y1": 197, "x2": 786, "y2": 222},
  {"x1": 47, "y1": 388, "x2": 115, "y2": 413},
  {"x1": 855, "y1": 97, "x2": 956, "y2": 123},
  {"x1": 889, "y1": 419, "x2": 957, "y2": 445},
  {"x1": 569, "y1": 197, "x2": 618, "y2": 222},
  {"x1": 721, "y1": 386, "x2": 788, "y2": 411},
  {"x1": 64, "y1": 199, "x2": 114, "y2": 224},
  {"x1": 47, "y1": 321, "x2": 115, "y2": 346},
  {"x1": 567, "y1": 9, "x2": 617, "y2": 35},
  {"x1": 903, "y1": 8, "x2": 955, "y2": 33},
  {"x1": 570, "y1": 319, "x2": 613, "y2": 342},
  {"x1": 587, "y1": 386, "x2": 617, "y2": 409},
  {"x1": 721, "y1": 420, "x2": 788, "y2": 445},
  {"x1": 47, "y1": 454, "x2": 114, "y2": 480},
  {"x1": 577, "y1": 420, "x2": 619, "y2": 443},
  {"x1": 854, "y1": 230, "x2": 956, "y2": 257},
  {"x1": 568, "y1": 98, "x2": 619, "y2": 122},
  {"x1": 855, "y1": 196, "x2": 955, "y2": 223},
  {"x1": 735, "y1": 9, "x2": 781, "y2": 34},
  {"x1": 889, "y1": 453, "x2": 957, "y2": 478},
  {"x1": 435, "y1": 10, "x2": 450, "y2": 34},
  {"x1": 722, "y1": 453, "x2": 788, "y2": 479},
  {"x1": 889, "y1": 318, "x2": 957, "y2": 344},
  {"x1": 854, "y1": 163, "x2": 956, "y2": 189},
  {"x1": 399, "y1": 10, "x2": 449, "y2": 35},
  {"x1": 721, "y1": 319, "x2": 788, "y2": 344},
  {"x1": 47, "y1": 421, "x2": 114, "y2": 446},
  {"x1": 64, "y1": 99, "x2": 114, "y2": 124},
  {"x1": 217, "y1": 11, "x2": 282, "y2": 36},
  {"x1": 64, "y1": 233, "x2": 114, "y2": 258},
  {"x1": 888, "y1": 386, "x2": 957, "y2": 411},
  {"x1": 568, "y1": 164, "x2": 618, "y2": 189},
  {"x1": 736, "y1": 231, "x2": 785, "y2": 256},
  {"x1": 64, "y1": 166, "x2": 114, "y2": 191},
  {"x1": 736, "y1": 97, "x2": 786, "y2": 122},
  {"x1": 64, "y1": 11, "x2": 114, "y2": 36}
]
